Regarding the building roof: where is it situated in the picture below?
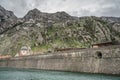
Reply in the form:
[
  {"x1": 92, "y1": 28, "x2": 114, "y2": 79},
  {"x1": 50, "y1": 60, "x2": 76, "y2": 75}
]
[
  {"x1": 21, "y1": 46, "x2": 28, "y2": 50},
  {"x1": 55, "y1": 48, "x2": 86, "y2": 52},
  {"x1": 92, "y1": 41, "x2": 113, "y2": 46}
]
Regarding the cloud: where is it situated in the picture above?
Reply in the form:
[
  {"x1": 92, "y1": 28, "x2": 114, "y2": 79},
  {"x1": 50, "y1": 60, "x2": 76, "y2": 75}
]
[{"x1": 0, "y1": 0, "x2": 120, "y2": 17}]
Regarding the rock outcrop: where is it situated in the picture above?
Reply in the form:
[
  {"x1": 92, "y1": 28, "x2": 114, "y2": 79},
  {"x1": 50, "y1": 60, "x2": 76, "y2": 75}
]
[{"x1": 0, "y1": 5, "x2": 17, "y2": 34}]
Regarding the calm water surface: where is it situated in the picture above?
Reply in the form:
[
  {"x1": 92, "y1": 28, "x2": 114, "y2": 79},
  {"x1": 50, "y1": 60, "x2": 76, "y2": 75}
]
[{"x1": 0, "y1": 68, "x2": 120, "y2": 80}]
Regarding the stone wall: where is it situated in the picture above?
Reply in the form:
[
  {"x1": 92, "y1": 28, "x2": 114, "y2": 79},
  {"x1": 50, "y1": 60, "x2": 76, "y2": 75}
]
[{"x1": 0, "y1": 45, "x2": 120, "y2": 75}]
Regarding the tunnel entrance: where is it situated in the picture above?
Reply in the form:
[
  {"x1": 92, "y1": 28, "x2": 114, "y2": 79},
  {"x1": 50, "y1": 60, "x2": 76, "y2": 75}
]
[{"x1": 95, "y1": 51, "x2": 102, "y2": 59}]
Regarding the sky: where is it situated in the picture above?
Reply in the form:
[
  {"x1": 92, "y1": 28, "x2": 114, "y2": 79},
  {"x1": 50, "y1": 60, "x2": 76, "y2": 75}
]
[{"x1": 0, "y1": 0, "x2": 120, "y2": 17}]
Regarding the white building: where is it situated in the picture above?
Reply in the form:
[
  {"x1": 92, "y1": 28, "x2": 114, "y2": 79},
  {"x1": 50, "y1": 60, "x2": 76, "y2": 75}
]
[{"x1": 15, "y1": 46, "x2": 32, "y2": 57}]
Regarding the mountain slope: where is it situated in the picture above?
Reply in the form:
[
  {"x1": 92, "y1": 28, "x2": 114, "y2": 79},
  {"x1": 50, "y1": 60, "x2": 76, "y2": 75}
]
[
  {"x1": 0, "y1": 6, "x2": 120, "y2": 56},
  {"x1": 0, "y1": 5, "x2": 17, "y2": 34}
]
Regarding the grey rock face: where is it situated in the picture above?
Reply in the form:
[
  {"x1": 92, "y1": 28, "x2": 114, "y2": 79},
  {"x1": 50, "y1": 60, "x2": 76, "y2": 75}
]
[{"x1": 0, "y1": 5, "x2": 17, "y2": 34}]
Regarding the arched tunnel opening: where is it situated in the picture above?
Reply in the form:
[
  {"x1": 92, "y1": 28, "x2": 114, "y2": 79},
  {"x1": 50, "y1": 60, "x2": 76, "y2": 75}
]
[{"x1": 95, "y1": 51, "x2": 102, "y2": 59}]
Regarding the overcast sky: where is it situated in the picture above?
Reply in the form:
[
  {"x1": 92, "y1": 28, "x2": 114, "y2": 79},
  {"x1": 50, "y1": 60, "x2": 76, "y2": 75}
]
[{"x1": 0, "y1": 0, "x2": 120, "y2": 17}]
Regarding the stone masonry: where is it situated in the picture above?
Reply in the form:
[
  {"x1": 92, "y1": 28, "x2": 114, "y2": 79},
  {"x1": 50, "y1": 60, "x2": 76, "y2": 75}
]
[{"x1": 0, "y1": 45, "x2": 120, "y2": 75}]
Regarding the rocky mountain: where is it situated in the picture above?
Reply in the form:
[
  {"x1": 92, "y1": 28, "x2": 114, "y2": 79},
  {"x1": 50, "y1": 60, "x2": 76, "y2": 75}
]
[
  {"x1": 0, "y1": 5, "x2": 120, "y2": 56},
  {"x1": 101, "y1": 17, "x2": 120, "y2": 23},
  {"x1": 24, "y1": 8, "x2": 76, "y2": 23},
  {"x1": 0, "y1": 5, "x2": 17, "y2": 34}
]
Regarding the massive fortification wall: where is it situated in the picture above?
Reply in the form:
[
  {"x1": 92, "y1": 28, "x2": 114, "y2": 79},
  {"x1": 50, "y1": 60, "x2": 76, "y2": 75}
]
[{"x1": 0, "y1": 45, "x2": 120, "y2": 75}]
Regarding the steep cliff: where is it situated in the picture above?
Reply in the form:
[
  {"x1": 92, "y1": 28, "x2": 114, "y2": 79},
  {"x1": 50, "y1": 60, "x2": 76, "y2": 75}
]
[{"x1": 0, "y1": 5, "x2": 120, "y2": 56}]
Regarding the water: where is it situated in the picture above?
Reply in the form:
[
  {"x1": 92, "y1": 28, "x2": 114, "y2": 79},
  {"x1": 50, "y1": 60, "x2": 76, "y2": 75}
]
[{"x1": 0, "y1": 68, "x2": 120, "y2": 80}]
